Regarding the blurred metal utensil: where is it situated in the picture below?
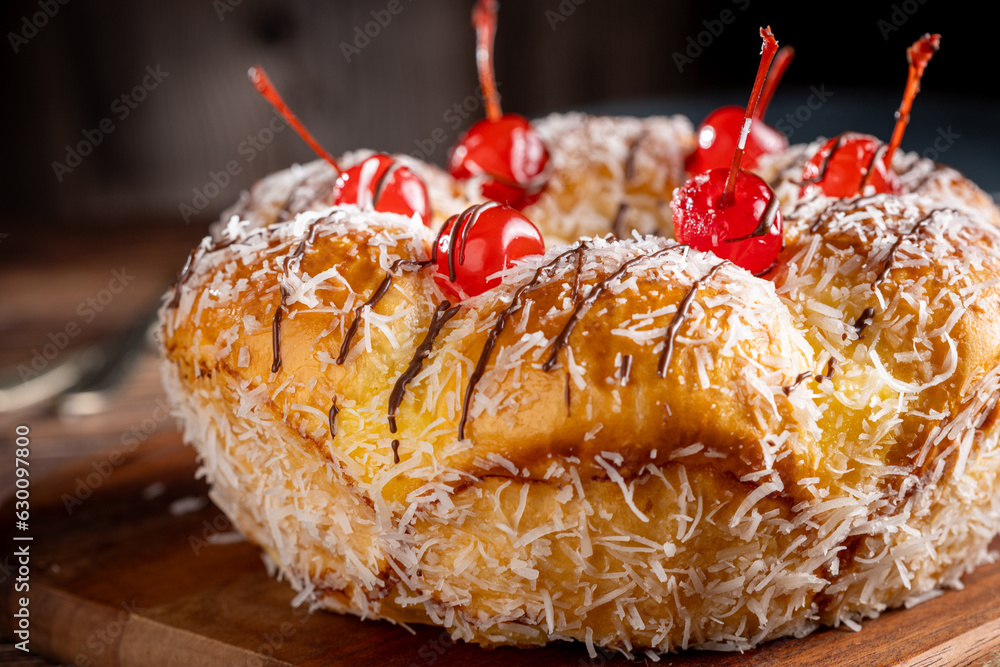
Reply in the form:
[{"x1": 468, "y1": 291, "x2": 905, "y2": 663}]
[
  {"x1": 0, "y1": 346, "x2": 107, "y2": 414},
  {"x1": 0, "y1": 306, "x2": 160, "y2": 416}
]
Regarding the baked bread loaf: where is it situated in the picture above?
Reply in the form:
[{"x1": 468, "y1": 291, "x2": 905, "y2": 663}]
[
  {"x1": 759, "y1": 139, "x2": 1000, "y2": 228},
  {"x1": 160, "y1": 115, "x2": 1000, "y2": 655},
  {"x1": 218, "y1": 112, "x2": 695, "y2": 247}
]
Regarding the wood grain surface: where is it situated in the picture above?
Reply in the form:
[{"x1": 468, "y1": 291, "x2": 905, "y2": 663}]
[{"x1": 1, "y1": 431, "x2": 999, "y2": 667}]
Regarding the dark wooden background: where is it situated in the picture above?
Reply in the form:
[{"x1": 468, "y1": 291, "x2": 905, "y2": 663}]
[{"x1": 2, "y1": 0, "x2": 999, "y2": 230}]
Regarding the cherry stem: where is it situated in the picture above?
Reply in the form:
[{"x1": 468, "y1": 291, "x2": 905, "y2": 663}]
[
  {"x1": 721, "y1": 27, "x2": 779, "y2": 208},
  {"x1": 473, "y1": 0, "x2": 502, "y2": 122},
  {"x1": 755, "y1": 45, "x2": 794, "y2": 121},
  {"x1": 248, "y1": 65, "x2": 341, "y2": 174},
  {"x1": 882, "y1": 33, "x2": 940, "y2": 172}
]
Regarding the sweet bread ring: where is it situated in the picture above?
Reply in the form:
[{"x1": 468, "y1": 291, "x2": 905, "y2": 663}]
[
  {"x1": 218, "y1": 117, "x2": 998, "y2": 256},
  {"x1": 219, "y1": 150, "x2": 473, "y2": 231},
  {"x1": 215, "y1": 113, "x2": 696, "y2": 248},
  {"x1": 160, "y1": 171, "x2": 1000, "y2": 653},
  {"x1": 523, "y1": 112, "x2": 695, "y2": 244},
  {"x1": 759, "y1": 140, "x2": 1000, "y2": 228}
]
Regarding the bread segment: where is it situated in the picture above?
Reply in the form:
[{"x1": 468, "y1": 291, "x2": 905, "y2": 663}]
[{"x1": 160, "y1": 117, "x2": 1000, "y2": 656}]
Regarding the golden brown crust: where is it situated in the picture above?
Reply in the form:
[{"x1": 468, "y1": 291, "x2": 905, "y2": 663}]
[
  {"x1": 164, "y1": 216, "x2": 819, "y2": 495},
  {"x1": 525, "y1": 112, "x2": 696, "y2": 244},
  {"x1": 760, "y1": 140, "x2": 1000, "y2": 228},
  {"x1": 160, "y1": 117, "x2": 1000, "y2": 655}
]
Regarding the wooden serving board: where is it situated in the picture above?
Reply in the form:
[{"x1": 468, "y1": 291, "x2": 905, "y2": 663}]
[{"x1": 3, "y1": 431, "x2": 1000, "y2": 667}]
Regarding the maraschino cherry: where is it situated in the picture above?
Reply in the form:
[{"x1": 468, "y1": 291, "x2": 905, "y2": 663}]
[
  {"x1": 800, "y1": 34, "x2": 940, "y2": 198},
  {"x1": 673, "y1": 28, "x2": 783, "y2": 276},
  {"x1": 685, "y1": 45, "x2": 794, "y2": 175},
  {"x1": 432, "y1": 202, "x2": 545, "y2": 298},
  {"x1": 248, "y1": 65, "x2": 432, "y2": 226},
  {"x1": 447, "y1": 0, "x2": 550, "y2": 210},
  {"x1": 800, "y1": 132, "x2": 899, "y2": 198}
]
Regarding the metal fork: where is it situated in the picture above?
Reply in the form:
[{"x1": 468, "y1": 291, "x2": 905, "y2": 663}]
[{"x1": 0, "y1": 305, "x2": 160, "y2": 416}]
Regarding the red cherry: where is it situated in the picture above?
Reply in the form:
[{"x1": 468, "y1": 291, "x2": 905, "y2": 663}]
[
  {"x1": 672, "y1": 27, "x2": 783, "y2": 275},
  {"x1": 685, "y1": 105, "x2": 788, "y2": 175},
  {"x1": 447, "y1": 0, "x2": 550, "y2": 209},
  {"x1": 448, "y1": 114, "x2": 549, "y2": 209},
  {"x1": 883, "y1": 34, "x2": 940, "y2": 172},
  {"x1": 800, "y1": 133, "x2": 900, "y2": 198},
  {"x1": 432, "y1": 202, "x2": 545, "y2": 298},
  {"x1": 248, "y1": 65, "x2": 432, "y2": 225},
  {"x1": 673, "y1": 169, "x2": 782, "y2": 275},
  {"x1": 334, "y1": 154, "x2": 431, "y2": 226},
  {"x1": 800, "y1": 34, "x2": 939, "y2": 199},
  {"x1": 685, "y1": 46, "x2": 794, "y2": 175}
]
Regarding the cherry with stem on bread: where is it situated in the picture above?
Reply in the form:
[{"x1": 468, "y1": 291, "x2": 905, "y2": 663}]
[
  {"x1": 432, "y1": 202, "x2": 545, "y2": 298},
  {"x1": 672, "y1": 27, "x2": 784, "y2": 276},
  {"x1": 800, "y1": 132, "x2": 900, "y2": 198},
  {"x1": 685, "y1": 45, "x2": 794, "y2": 175},
  {"x1": 447, "y1": 0, "x2": 550, "y2": 210},
  {"x1": 800, "y1": 34, "x2": 940, "y2": 199},
  {"x1": 332, "y1": 153, "x2": 431, "y2": 225},
  {"x1": 248, "y1": 65, "x2": 432, "y2": 226}
]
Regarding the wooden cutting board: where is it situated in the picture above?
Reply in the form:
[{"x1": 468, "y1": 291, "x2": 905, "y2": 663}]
[{"x1": 3, "y1": 431, "x2": 1000, "y2": 667}]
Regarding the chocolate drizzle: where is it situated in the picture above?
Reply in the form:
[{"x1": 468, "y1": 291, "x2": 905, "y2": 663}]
[
  {"x1": 458, "y1": 245, "x2": 583, "y2": 440},
  {"x1": 801, "y1": 133, "x2": 890, "y2": 199},
  {"x1": 543, "y1": 246, "x2": 678, "y2": 372},
  {"x1": 431, "y1": 213, "x2": 454, "y2": 264},
  {"x1": 570, "y1": 244, "x2": 586, "y2": 302},
  {"x1": 612, "y1": 203, "x2": 630, "y2": 240},
  {"x1": 337, "y1": 258, "x2": 432, "y2": 365},
  {"x1": 289, "y1": 218, "x2": 324, "y2": 262},
  {"x1": 785, "y1": 356, "x2": 840, "y2": 395},
  {"x1": 857, "y1": 142, "x2": 888, "y2": 193},
  {"x1": 625, "y1": 130, "x2": 648, "y2": 183},
  {"x1": 172, "y1": 214, "x2": 328, "y2": 376},
  {"x1": 786, "y1": 356, "x2": 840, "y2": 395},
  {"x1": 872, "y1": 209, "x2": 953, "y2": 289},
  {"x1": 167, "y1": 247, "x2": 200, "y2": 309},
  {"x1": 658, "y1": 262, "x2": 726, "y2": 378},
  {"x1": 271, "y1": 219, "x2": 328, "y2": 374},
  {"x1": 433, "y1": 202, "x2": 501, "y2": 282},
  {"x1": 271, "y1": 305, "x2": 283, "y2": 373},
  {"x1": 853, "y1": 307, "x2": 875, "y2": 337},
  {"x1": 328, "y1": 400, "x2": 339, "y2": 439},
  {"x1": 276, "y1": 168, "x2": 319, "y2": 221},
  {"x1": 849, "y1": 208, "x2": 956, "y2": 339},
  {"x1": 612, "y1": 128, "x2": 650, "y2": 240},
  {"x1": 723, "y1": 187, "x2": 781, "y2": 244},
  {"x1": 816, "y1": 357, "x2": 839, "y2": 383},
  {"x1": 270, "y1": 284, "x2": 289, "y2": 373},
  {"x1": 458, "y1": 203, "x2": 499, "y2": 272},
  {"x1": 752, "y1": 259, "x2": 779, "y2": 278},
  {"x1": 801, "y1": 133, "x2": 847, "y2": 187},
  {"x1": 276, "y1": 190, "x2": 299, "y2": 222},
  {"x1": 782, "y1": 371, "x2": 814, "y2": 396},
  {"x1": 808, "y1": 193, "x2": 886, "y2": 234},
  {"x1": 391, "y1": 439, "x2": 400, "y2": 464},
  {"x1": 564, "y1": 373, "x2": 572, "y2": 414},
  {"x1": 371, "y1": 161, "x2": 402, "y2": 208},
  {"x1": 433, "y1": 204, "x2": 483, "y2": 276},
  {"x1": 387, "y1": 300, "x2": 461, "y2": 433},
  {"x1": 207, "y1": 229, "x2": 241, "y2": 252},
  {"x1": 619, "y1": 354, "x2": 633, "y2": 387},
  {"x1": 167, "y1": 232, "x2": 245, "y2": 308}
]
